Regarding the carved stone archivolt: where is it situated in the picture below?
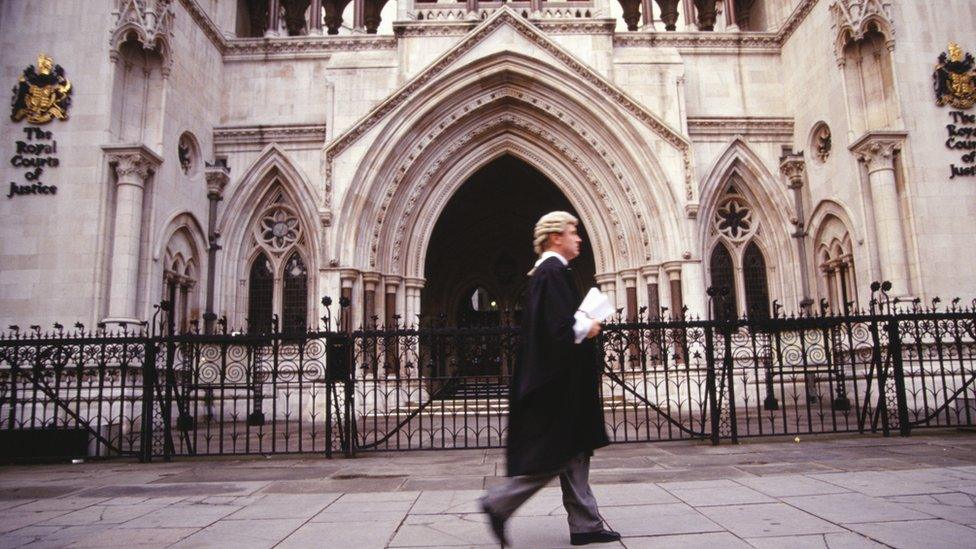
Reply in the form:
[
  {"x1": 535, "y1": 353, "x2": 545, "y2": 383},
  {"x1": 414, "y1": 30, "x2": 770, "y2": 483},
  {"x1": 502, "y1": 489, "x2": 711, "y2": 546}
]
[{"x1": 347, "y1": 82, "x2": 683, "y2": 276}]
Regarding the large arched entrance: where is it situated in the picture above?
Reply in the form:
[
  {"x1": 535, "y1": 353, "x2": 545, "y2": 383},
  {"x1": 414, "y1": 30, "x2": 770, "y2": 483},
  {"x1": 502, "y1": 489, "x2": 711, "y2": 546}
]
[{"x1": 423, "y1": 155, "x2": 596, "y2": 331}]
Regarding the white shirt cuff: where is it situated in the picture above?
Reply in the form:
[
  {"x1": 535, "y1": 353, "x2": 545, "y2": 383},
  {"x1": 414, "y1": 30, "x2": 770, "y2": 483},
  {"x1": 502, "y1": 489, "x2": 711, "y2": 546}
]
[{"x1": 573, "y1": 311, "x2": 593, "y2": 344}]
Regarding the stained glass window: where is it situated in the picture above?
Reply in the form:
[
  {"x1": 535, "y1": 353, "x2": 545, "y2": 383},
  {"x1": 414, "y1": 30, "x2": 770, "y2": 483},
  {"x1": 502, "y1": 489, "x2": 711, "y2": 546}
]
[
  {"x1": 248, "y1": 253, "x2": 274, "y2": 333},
  {"x1": 743, "y1": 242, "x2": 770, "y2": 319},
  {"x1": 709, "y1": 243, "x2": 737, "y2": 321},
  {"x1": 282, "y1": 252, "x2": 308, "y2": 333}
]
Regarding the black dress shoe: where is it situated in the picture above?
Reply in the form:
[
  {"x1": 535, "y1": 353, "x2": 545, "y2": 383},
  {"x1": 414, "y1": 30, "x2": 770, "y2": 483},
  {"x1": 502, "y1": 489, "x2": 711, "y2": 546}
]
[
  {"x1": 480, "y1": 500, "x2": 510, "y2": 547},
  {"x1": 570, "y1": 529, "x2": 622, "y2": 545}
]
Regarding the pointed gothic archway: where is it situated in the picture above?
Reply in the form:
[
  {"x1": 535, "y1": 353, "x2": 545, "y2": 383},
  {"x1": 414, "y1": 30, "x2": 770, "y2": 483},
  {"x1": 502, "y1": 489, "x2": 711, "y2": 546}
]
[
  {"x1": 423, "y1": 155, "x2": 596, "y2": 332},
  {"x1": 326, "y1": 27, "x2": 694, "y2": 327}
]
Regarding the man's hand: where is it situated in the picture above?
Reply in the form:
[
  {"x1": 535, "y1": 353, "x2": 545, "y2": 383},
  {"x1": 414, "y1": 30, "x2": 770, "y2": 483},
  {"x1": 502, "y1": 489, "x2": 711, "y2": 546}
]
[{"x1": 587, "y1": 320, "x2": 601, "y2": 339}]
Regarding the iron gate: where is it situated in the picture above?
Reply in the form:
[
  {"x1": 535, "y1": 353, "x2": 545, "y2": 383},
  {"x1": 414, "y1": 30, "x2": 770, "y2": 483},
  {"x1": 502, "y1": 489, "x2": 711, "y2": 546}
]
[{"x1": 1, "y1": 308, "x2": 974, "y2": 461}]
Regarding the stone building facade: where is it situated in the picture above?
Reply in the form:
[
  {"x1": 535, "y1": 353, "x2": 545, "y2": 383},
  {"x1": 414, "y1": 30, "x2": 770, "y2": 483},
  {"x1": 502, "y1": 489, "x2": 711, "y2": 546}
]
[{"x1": 1, "y1": 0, "x2": 974, "y2": 332}]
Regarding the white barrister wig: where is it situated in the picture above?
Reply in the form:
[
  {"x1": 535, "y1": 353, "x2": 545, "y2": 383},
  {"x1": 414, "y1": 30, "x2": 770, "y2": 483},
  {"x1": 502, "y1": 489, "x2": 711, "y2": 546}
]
[{"x1": 532, "y1": 211, "x2": 578, "y2": 255}]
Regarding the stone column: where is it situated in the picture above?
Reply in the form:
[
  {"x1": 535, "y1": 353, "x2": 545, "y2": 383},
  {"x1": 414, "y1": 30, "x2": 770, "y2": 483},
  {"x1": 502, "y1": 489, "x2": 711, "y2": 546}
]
[
  {"x1": 641, "y1": 266, "x2": 661, "y2": 319},
  {"x1": 641, "y1": 0, "x2": 655, "y2": 29},
  {"x1": 663, "y1": 262, "x2": 685, "y2": 363},
  {"x1": 353, "y1": 0, "x2": 365, "y2": 33},
  {"x1": 309, "y1": 0, "x2": 323, "y2": 34},
  {"x1": 339, "y1": 269, "x2": 358, "y2": 332},
  {"x1": 851, "y1": 132, "x2": 910, "y2": 297},
  {"x1": 362, "y1": 272, "x2": 380, "y2": 328},
  {"x1": 724, "y1": 0, "x2": 738, "y2": 31},
  {"x1": 103, "y1": 145, "x2": 162, "y2": 325},
  {"x1": 594, "y1": 273, "x2": 617, "y2": 320},
  {"x1": 266, "y1": 0, "x2": 281, "y2": 36},
  {"x1": 780, "y1": 152, "x2": 813, "y2": 314},
  {"x1": 529, "y1": 0, "x2": 543, "y2": 17},
  {"x1": 384, "y1": 275, "x2": 402, "y2": 327},
  {"x1": 404, "y1": 278, "x2": 425, "y2": 328},
  {"x1": 203, "y1": 161, "x2": 229, "y2": 334},
  {"x1": 663, "y1": 262, "x2": 684, "y2": 319},
  {"x1": 621, "y1": 270, "x2": 639, "y2": 321},
  {"x1": 682, "y1": 0, "x2": 697, "y2": 30}
]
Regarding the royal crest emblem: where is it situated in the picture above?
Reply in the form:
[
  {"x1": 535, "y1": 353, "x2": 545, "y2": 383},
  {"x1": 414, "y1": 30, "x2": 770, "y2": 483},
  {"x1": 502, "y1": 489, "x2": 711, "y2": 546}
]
[
  {"x1": 10, "y1": 54, "x2": 72, "y2": 124},
  {"x1": 935, "y1": 43, "x2": 976, "y2": 110}
]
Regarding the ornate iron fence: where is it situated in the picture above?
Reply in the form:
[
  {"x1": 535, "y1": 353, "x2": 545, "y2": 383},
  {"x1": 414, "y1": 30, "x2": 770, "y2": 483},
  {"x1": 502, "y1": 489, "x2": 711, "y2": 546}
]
[{"x1": 1, "y1": 305, "x2": 974, "y2": 461}]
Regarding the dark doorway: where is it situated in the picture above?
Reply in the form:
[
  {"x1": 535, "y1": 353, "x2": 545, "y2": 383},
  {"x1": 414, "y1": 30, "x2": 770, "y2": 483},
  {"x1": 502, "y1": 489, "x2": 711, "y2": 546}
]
[{"x1": 423, "y1": 155, "x2": 596, "y2": 331}]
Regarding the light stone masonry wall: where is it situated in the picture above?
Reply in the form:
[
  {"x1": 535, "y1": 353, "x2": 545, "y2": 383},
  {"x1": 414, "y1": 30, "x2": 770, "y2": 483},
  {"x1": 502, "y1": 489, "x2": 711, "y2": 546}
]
[
  {"x1": 1, "y1": 0, "x2": 975, "y2": 330},
  {"x1": 0, "y1": 0, "x2": 118, "y2": 325}
]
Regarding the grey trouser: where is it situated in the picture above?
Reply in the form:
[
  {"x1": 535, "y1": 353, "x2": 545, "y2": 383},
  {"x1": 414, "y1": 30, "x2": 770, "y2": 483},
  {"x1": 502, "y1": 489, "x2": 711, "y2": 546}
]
[{"x1": 481, "y1": 453, "x2": 603, "y2": 534}]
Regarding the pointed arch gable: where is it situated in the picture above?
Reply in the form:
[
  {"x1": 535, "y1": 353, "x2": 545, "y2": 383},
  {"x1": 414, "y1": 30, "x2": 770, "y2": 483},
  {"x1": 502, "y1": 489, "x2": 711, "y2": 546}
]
[
  {"x1": 153, "y1": 211, "x2": 207, "y2": 263},
  {"x1": 220, "y1": 144, "x2": 320, "y2": 240},
  {"x1": 808, "y1": 199, "x2": 861, "y2": 247},
  {"x1": 698, "y1": 139, "x2": 795, "y2": 249},
  {"x1": 217, "y1": 145, "x2": 321, "y2": 324},
  {"x1": 698, "y1": 138, "x2": 799, "y2": 311}
]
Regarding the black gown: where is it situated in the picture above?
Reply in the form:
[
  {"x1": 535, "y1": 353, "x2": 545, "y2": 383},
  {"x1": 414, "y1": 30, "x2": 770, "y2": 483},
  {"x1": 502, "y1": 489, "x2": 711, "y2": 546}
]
[{"x1": 506, "y1": 256, "x2": 610, "y2": 476}]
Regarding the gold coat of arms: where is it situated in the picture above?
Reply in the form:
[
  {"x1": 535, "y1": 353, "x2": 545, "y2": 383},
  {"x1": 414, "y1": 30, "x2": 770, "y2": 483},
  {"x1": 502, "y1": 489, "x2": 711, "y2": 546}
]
[
  {"x1": 10, "y1": 54, "x2": 72, "y2": 124},
  {"x1": 935, "y1": 43, "x2": 976, "y2": 110}
]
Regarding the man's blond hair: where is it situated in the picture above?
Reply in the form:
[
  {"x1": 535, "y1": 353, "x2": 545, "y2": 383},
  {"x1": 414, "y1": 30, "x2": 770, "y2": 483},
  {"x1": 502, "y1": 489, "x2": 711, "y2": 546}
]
[{"x1": 533, "y1": 211, "x2": 578, "y2": 255}]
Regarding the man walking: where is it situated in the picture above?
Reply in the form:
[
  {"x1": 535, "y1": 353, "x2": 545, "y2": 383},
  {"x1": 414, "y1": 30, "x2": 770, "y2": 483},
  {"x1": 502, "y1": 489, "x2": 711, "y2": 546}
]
[{"x1": 480, "y1": 211, "x2": 620, "y2": 547}]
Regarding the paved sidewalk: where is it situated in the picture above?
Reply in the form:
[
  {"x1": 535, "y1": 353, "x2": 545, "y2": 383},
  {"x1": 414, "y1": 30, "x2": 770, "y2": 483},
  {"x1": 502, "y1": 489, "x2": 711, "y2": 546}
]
[{"x1": 2, "y1": 431, "x2": 976, "y2": 548}]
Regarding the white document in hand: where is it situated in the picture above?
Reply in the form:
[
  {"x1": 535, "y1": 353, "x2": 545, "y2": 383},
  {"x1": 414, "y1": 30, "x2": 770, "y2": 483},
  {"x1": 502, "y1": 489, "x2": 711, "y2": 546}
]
[{"x1": 578, "y1": 287, "x2": 613, "y2": 322}]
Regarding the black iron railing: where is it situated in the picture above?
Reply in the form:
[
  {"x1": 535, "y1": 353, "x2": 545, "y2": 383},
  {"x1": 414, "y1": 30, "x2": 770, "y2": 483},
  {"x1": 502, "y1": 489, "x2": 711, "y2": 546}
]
[{"x1": 1, "y1": 302, "x2": 974, "y2": 461}]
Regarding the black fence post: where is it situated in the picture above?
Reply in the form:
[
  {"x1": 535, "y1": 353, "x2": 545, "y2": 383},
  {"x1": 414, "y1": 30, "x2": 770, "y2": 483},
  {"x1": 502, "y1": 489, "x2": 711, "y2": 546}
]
[
  {"x1": 723, "y1": 324, "x2": 738, "y2": 444},
  {"x1": 345, "y1": 333, "x2": 356, "y2": 458},
  {"x1": 887, "y1": 319, "x2": 911, "y2": 437},
  {"x1": 140, "y1": 337, "x2": 155, "y2": 463},
  {"x1": 870, "y1": 316, "x2": 891, "y2": 437},
  {"x1": 704, "y1": 324, "x2": 720, "y2": 445}
]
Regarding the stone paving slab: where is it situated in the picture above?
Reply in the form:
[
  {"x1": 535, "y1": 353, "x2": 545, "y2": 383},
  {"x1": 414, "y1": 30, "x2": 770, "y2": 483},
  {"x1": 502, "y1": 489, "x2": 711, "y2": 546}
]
[
  {"x1": 782, "y1": 492, "x2": 933, "y2": 524},
  {"x1": 846, "y1": 519, "x2": 976, "y2": 549},
  {"x1": 1, "y1": 431, "x2": 976, "y2": 547}
]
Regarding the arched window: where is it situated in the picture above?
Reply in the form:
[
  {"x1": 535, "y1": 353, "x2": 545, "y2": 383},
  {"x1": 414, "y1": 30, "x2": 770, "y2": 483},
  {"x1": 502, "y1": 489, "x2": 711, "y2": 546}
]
[
  {"x1": 248, "y1": 253, "x2": 274, "y2": 333},
  {"x1": 161, "y1": 226, "x2": 202, "y2": 334},
  {"x1": 243, "y1": 187, "x2": 312, "y2": 333},
  {"x1": 709, "y1": 243, "x2": 737, "y2": 321},
  {"x1": 282, "y1": 252, "x2": 308, "y2": 333},
  {"x1": 706, "y1": 181, "x2": 774, "y2": 319},
  {"x1": 743, "y1": 242, "x2": 770, "y2": 319},
  {"x1": 816, "y1": 215, "x2": 858, "y2": 314}
]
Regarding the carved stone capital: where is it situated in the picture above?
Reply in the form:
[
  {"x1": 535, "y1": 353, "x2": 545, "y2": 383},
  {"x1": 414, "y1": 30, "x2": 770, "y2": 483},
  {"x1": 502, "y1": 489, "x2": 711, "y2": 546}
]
[
  {"x1": 103, "y1": 144, "x2": 162, "y2": 187},
  {"x1": 849, "y1": 131, "x2": 906, "y2": 174},
  {"x1": 639, "y1": 265, "x2": 660, "y2": 281},
  {"x1": 404, "y1": 277, "x2": 426, "y2": 290},
  {"x1": 779, "y1": 152, "x2": 806, "y2": 189},
  {"x1": 204, "y1": 162, "x2": 231, "y2": 199},
  {"x1": 661, "y1": 261, "x2": 683, "y2": 279},
  {"x1": 384, "y1": 275, "x2": 403, "y2": 293},
  {"x1": 339, "y1": 268, "x2": 360, "y2": 285},
  {"x1": 594, "y1": 273, "x2": 616, "y2": 287}
]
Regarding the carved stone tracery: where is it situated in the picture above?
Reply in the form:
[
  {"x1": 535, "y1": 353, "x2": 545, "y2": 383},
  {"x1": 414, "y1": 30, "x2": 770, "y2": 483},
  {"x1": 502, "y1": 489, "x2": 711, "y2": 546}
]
[
  {"x1": 111, "y1": 0, "x2": 176, "y2": 74},
  {"x1": 829, "y1": 0, "x2": 894, "y2": 59}
]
